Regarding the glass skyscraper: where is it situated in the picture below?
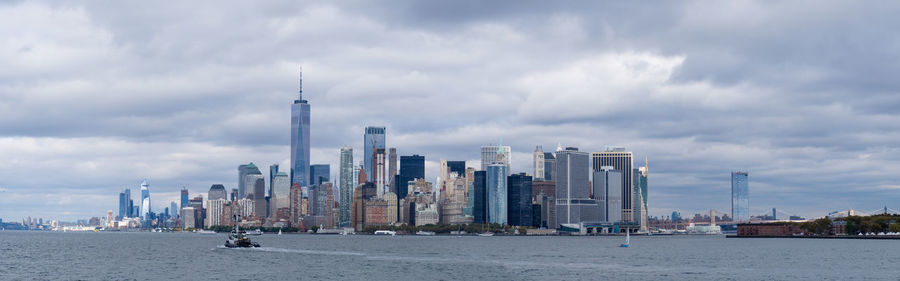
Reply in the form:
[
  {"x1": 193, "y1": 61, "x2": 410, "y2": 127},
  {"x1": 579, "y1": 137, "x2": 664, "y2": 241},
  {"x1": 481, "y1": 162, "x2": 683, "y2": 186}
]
[
  {"x1": 487, "y1": 163, "x2": 508, "y2": 225},
  {"x1": 339, "y1": 146, "x2": 354, "y2": 227},
  {"x1": 732, "y1": 172, "x2": 750, "y2": 222},
  {"x1": 507, "y1": 173, "x2": 533, "y2": 226},
  {"x1": 140, "y1": 180, "x2": 150, "y2": 223},
  {"x1": 447, "y1": 161, "x2": 466, "y2": 176},
  {"x1": 592, "y1": 147, "x2": 634, "y2": 222},
  {"x1": 473, "y1": 171, "x2": 487, "y2": 224},
  {"x1": 291, "y1": 69, "x2": 311, "y2": 187},
  {"x1": 398, "y1": 154, "x2": 425, "y2": 199},
  {"x1": 364, "y1": 126, "x2": 386, "y2": 180},
  {"x1": 310, "y1": 164, "x2": 330, "y2": 187}
]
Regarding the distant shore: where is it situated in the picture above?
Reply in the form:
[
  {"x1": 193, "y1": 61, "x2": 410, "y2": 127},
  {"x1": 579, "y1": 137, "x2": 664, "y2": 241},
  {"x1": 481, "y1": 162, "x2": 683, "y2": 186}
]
[{"x1": 727, "y1": 235, "x2": 900, "y2": 240}]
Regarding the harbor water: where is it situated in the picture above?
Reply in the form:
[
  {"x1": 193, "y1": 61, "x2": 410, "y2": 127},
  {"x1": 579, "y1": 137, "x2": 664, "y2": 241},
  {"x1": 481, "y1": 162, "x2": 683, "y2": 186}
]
[{"x1": 1, "y1": 231, "x2": 897, "y2": 280}]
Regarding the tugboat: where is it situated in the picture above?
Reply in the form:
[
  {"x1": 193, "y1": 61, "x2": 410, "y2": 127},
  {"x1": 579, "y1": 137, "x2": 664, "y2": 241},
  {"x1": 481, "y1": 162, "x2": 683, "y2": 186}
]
[{"x1": 225, "y1": 215, "x2": 260, "y2": 248}]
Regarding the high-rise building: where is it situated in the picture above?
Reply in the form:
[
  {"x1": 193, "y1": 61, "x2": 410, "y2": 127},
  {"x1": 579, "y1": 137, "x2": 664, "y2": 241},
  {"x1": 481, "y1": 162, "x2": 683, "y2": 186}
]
[
  {"x1": 339, "y1": 146, "x2": 354, "y2": 227},
  {"x1": 481, "y1": 144, "x2": 511, "y2": 175},
  {"x1": 118, "y1": 189, "x2": 132, "y2": 219},
  {"x1": 374, "y1": 149, "x2": 387, "y2": 195},
  {"x1": 140, "y1": 180, "x2": 151, "y2": 223},
  {"x1": 507, "y1": 173, "x2": 533, "y2": 226},
  {"x1": 447, "y1": 161, "x2": 466, "y2": 178},
  {"x1": 310, "y1": 164, "x2": 330, "y2": 187},
  {"x1": 534, "y1": 146, "x2": 545, "y2": 181},
  {"x1": 208, "y1": 184, "x2": 227, "y2": 201},
  {"x1": 206, "y1": 199, "x2": 226, "y2": 227},
  {"x1": 253, "y1": 178, "x2": 266, "y2": 219},
  {"x1": 398, "y1": 155, "x2": 425, "y2": 199},
  {"x1": 180, "y1": 187, "x2": 189, "y2": 213},
  {"x1": 593, "y1": 167, "x2": 623, "y2": 222},
  {"x1": 633, "y1": 162, "x2": 649, "y2": 231},
  {"x1": 269, "y1": 164, "x2": 279, "y2": 199},
  {"x1": 364, "y1": 126, "x2": 386, "y2": 180},
  {"x1": 555, "y1": 147, "x2": 597, "y2": 228},
  {"x1": 472, "y1": 171, "x2": 487, "y2": 224},
  {"x1": 291, "y1": 69, "x2": 311, "y2": 188},
  {"x1": 271, "y1": 172, "x2": 291, "y2": 221},
  {"x1": 732, "y1": 171, "x2": 750, "y2": 222},
  {"x1": 182, "y1": 207, "x2": 197, "y2": 229},
  {"x1": 487, "y1": 163, "x2": 508, "y2": 225},
  {"x1": 543, "y1": 152, "x2": 556, "y2": 181},
  {"x1": 240, "y1": 163, "x2": 264, "y2": 200},
  {"x1": 388, "y1": 148, "x2": 397, "y2": 191},
  {"x1": 170, "y1": 202, "x2": 178, "y2": 218},
  {"x1": 592, "y1": 147, "x2": 634, "y2": 221}
]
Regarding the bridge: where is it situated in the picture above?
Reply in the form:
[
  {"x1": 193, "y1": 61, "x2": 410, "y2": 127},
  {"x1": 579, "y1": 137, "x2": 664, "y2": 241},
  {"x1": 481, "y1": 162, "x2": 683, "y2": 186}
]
[{"x1": 827, "y1": 206, "x2": 900, "y2": 218}]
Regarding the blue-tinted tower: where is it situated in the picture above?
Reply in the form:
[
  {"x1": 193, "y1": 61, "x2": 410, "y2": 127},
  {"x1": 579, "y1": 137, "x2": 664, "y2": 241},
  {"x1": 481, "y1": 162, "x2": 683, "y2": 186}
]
[
  {"x1": 732, "y1": 172, "x2": 749, "y2": 222},
  {"x1": 291, "y1": 68, "x2": 311, "y2": 187},
  {"x1": 487, "y1": 163, "x2": 508, "y2": 225},
  {"x1": 397, "y1": 154, "x2": 425, "y2": 199},
  {"x1": 364, "y1": 127, "x2": 386, "y2": 180}
]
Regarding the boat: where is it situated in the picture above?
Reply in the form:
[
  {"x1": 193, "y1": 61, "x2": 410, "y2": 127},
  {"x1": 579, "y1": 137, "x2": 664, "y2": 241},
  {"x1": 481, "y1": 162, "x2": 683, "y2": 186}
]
[
  {"x1": 224, "y1": 215, "x2": 260, "y2": 248},
  {"x1": 620, "y1": 231, "x2": 630, "y2": 248},
  {"x1": 246, "y1": 229, "x2": 263, "y2": 236},
  {"x1": 196, "y1": 230, "x2": 216, "y2": 234},
  {"x1": 416, "y1": 231, "x2": 436, "y2": 236},
  {"x1": 374, "y1": 230, "x2": 396, "y2": 236},
  {"x1": 277, "y1": 229, "x2": 282, "y2": 236},
  {"x1": 477, "y1": 232, "x2": 494, "y2": 237}
]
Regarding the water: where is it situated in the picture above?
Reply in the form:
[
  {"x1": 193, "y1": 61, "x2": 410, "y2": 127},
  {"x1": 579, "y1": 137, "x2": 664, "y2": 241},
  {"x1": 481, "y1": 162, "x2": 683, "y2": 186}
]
[{"x1": 1, "y1": 231, "x2": 897, "y2": 280}]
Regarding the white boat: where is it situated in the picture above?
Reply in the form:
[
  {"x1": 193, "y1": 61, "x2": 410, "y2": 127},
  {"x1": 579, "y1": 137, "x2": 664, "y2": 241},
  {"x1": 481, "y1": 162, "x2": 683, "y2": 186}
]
[
  {"x1": 477, "y1": 232, "x2": 494, "y2": 237},
  {"x1": 278, "y1": 229, "x2": 282, "y2": 235},
  {"x1": 374, "y1": 230, "x2": 396, "y2": 236},
  {"x1": 196, "y1": 230, "x2": 216, "y2": 235},
  {"x1": 620, "y1": 231, "x2": 630, "y2": 248},
  {"x1": 416, "y1": 231, "x2": 436, "y2": 236},
  {"x1": 246, "y1": 229, "x2": 263, "y2": 236}
]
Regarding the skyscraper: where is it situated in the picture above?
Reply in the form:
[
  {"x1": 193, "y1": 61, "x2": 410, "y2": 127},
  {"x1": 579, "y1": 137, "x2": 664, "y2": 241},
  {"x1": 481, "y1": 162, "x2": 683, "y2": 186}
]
[
  {"x1": 398, "y1": 155, "x2": 425, "y2": 199},
  {"x1": 533, "y1": 146, "x2": 545, "y2": 181},
  {"x1": 339, "y1": 146, "x2": 354, "y2": 227},
  {"x1": 543, "y1": 152, "x2": 556, "y2": 181},
  {"x1": 481, "y1": 144, "x2": 511, "y2": 175},
  {"x1": 732, "y1": 171, "x2": 750, "y2": 222},
  {"x1": 291, "y1": 68, "x2": 311, "y2": 188},
  {"x1": 180, "y1": 187, "x2": 188, "y2": 213},
  {"x1": 555, "y1": 147, "x2": 596, "y2": 228},
  {"x1": 593, "y1": 166, "x2": 623, "y2": 222},
  {"x1": 487, "y1": 163, "x2": 508, "y2": 225},
  {"x1": 240, "y1": 163, "x2": 263, "y2": 199},
  {"x1": 140, "y1": 180, "x2": 151, "y2": 223},
  {"x1": 447, "y1": 161, "x2": 466, "y2": 177},
  {"x1": 170, "y1": 201, "x2": 178, "y2": 218},
  {"x1": 208, "y1": 184, "x2": 227, "y2": 201},
  {"x1": 507, "y1": 173, "x2": 533, "y2": 226},
  {"x1": 592, "y1": 147, "x2": 634, "y2": 222},
  {"x1": 364, "y1": 126, "x2": 386, "y2": 180},
  {"x1": 472, "y1": 171, "x2": 488, "y2": 224},
  {"x1": 271, "y1": 172, "x2": 291, "y2": 221},
  {"x1": 310, "y1": 164, "x2": 331, "y2": 187},
  {"x1": 388, "y1": 148, "x2": 397, "y2": 190},
  {"x1": 118, "y1": 189, "x2": 132, "y2": 219},
  {"x1": 253, "y1": 178, "x2": 266, "y2": 218},
  {"x1": 269, "y1": 164, "x2": 279, "y2": 198}
]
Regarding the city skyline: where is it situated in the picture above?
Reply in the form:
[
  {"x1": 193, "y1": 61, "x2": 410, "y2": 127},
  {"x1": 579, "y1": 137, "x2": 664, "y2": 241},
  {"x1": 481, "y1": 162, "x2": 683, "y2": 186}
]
[{"x1": 3, "y1": 1, "x2": 900, "y2": 221}]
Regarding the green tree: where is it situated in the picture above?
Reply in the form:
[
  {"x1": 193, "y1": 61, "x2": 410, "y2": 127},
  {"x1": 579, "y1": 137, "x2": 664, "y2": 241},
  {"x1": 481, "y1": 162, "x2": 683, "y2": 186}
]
[
  {"x1": 310, "y1": 225, "x2": 320, "y2": 233},
  {"x1": 889, "y1": 223, "x2": 900, "y2": 233}
]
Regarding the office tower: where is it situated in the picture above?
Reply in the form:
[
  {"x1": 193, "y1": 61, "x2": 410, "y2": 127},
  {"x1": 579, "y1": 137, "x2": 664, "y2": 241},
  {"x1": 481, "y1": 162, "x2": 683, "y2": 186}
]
[
  {"x1": 398, "y1": 155, "x2": 425, "y2": 199},
  {"x1": 290, "y1": 183, "x2": 302, "y2": 226},
  {"x1": 353, "y1": 162, "x2": 361, "y2": 188},
  {"x1": 473, "y1": 171, "x2": 487, "y2": 224},
  {"x1": 315, "y1": 182, "x2": 336, "y2": 228},
  {"x1": 592, "y1": 147, "x2": 634, "y2": 221},
  {"x1": 310, "y1": 164, "x2": 331, "y2": 187},
  {"x1": 555, "y1": 147, "x2": 596, "y2": 228},
  {"x1": 543, "y1": 152, "x2": 556, "y2": 181},
  {"x1": 271, "y1": 172, "x2": 291, "y2": 221},
  {"x1": 364, "y1": 126, "x2": 386, "y2": 180},
  {"x1": 230, "y1": 188, "x2": 237, "y2": 202},
  {"x1": 534, "y1": 146, "x2": 545, "y2": 181},
  {"x1": 240, "y1": 163, "x2": 264, "y2": 199},
  {"x1": 447, "y1": 161, "x2": 465, "y2": 177},
  {"x1": 253, "y1": 178, "x2": 266, "y2": 218},
  {"x1": 481, "y1": 144, "x2": 511, "y2": 175},
  {"x1": 206, "y1": 199, "x2": 226, "y2": 227},
  {"x1": 180, "y1": 187, "x2": 189, "y2": 212},
  {"x1": 388, "y1": 148, "x2": 397, "y2": 190},
  {"x1": 118, "y1": 189, "x2": 129, "y2": 219},
  {"x1": 269, "y1": 164, "x2": 279, "y2": 197},
  {"x1": 507, "y1": 173, "x2": 533, "y2": 226},
  {"x1": 594, "y1": 167, "x2": 623, "y2": 222},
  {"x1": 291, "y1": 69, "x2": 311, "y2": 187},
  {"x1": 352, "y1": 182, "x2": 378, "y2": 231},
  {"x1": 182, "y1": 207, "x2": 197, "y2": 229},
  {"x1": 170, "y1": 202, "x2": 178, "y2": 218},
  {"x1": 124, "y1": 189, "x2": 133, "y2": 217},
  {"x1": 440, "y1": 173, "x2": 471, "y2": 225},
  {"x1": 633, "y1": 162, "x2": 649, "y2": 231},
  {"x1": 140, "y1": 180, "x2": 151, "y2": 223},
  {"x1": 732, "y1": 172, "x2": 750, "y2": 222},
  {"x1": 208, "y1": 184, "x2": 227, "y2": 201},
  {"x1": 487, "y1": 163, "x2": 508, "y2": 225},
  {"x1": 532, "y1": 181, "x2": 555, "y2": 201},
  {"x1": 374, "y1": 149, "x2": 387, "y2": 195},
  {"x1": 339, "y1": 146, "x2": 354, "y2": 227}
]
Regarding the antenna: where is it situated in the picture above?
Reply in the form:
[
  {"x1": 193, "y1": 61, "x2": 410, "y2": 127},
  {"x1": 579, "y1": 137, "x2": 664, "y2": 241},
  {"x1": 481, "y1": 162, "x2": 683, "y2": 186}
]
[{"x1": 298, "y1": 65, "x2": 303, "y2": 100}]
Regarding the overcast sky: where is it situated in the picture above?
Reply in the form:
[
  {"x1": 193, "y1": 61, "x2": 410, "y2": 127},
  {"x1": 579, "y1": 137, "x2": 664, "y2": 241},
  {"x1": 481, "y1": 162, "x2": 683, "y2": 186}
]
[{"x1": 2, "y1": 1, "x2": 900, "y2": 222}]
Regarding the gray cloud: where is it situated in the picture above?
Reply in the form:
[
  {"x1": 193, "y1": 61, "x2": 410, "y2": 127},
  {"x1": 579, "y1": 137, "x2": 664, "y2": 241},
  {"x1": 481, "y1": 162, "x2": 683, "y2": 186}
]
[{"x1": 2, "y1": 1, "x2": 900, "y2": 221}]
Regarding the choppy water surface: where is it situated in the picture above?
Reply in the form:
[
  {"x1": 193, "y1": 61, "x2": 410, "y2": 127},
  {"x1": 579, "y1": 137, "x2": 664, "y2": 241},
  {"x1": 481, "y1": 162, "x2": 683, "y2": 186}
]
[{"x1": 1, "y1": 231, "x2": 897, "y2": 280}]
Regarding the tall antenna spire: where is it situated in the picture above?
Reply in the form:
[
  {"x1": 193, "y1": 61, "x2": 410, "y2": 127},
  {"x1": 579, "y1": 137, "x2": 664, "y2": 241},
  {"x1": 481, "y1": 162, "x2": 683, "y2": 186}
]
[{"x1": 298, "y1": 65, "x2": 303, "y2": 100}]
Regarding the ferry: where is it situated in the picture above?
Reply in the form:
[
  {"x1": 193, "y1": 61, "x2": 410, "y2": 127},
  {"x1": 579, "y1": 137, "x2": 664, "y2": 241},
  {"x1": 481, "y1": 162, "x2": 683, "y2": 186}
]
[
  {"x1": 246, "y1": 229, "x2": 263, "y2": 236},
  {"x1": 374, "y1": 230, "x2": 396, "y2": 236},
  {"x1": 416, "y1": 231, "x2": 436, "y2": 236}
]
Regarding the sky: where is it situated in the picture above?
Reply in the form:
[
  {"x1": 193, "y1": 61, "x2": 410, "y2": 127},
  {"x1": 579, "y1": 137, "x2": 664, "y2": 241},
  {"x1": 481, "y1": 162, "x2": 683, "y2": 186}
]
[{"x1": 2, "y1": 0, "x2": 900, "y2": 222}]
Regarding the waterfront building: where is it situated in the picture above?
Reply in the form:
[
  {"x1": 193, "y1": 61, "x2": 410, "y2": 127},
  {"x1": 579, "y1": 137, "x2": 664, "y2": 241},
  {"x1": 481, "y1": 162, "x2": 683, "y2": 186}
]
[
  {"x1": 208, "y1": 184, "x2": 227, "y2": 201},
  {"x1": 415, "y1": 203, "x2": 440, "y2": 226},
  {"x1": 235, "y1": 198, "x2": 255, "y2": 218},
  {"x1": 732, "y1": 171, "x2": 750, "y2": 222},
  {"x1": 440, "y1": 173, "x2": 471, "y2": 225},
  {"x1": 487, "y1": 163, "x2": 508, "y2": 225},
  {"x1": 310, "y1": 164, "x2": 330, "y2": 187},
  {"x1": 481, "y1": 144, "x2": 511, "y2": 176},
  {"x1": 339, "y1": 146, "x2": 354, "y2": 227},
  {"x1": 592, "y1": 147, "x2": 634, "y2": 221},
  {"x1": 290, "y1": 183, "x2": 302, "y2": 226},
  {"x1": 205, "y1": 199, "x2": 226, "y2": 227},
  {"x1": 364, "y1": 126, "x2": 386, "y2": 181},
  {"x1": 351, "y1": 182, "x2": 378, "y2": 231},
  {"x1": 239, "y1": 163, "x2": 264, "y2": 200},
  {"x1": 140, "y1": 180, "x2": 151, "y2": 224},
  {"x1": 291, "y1": 69, "x2": 311, "y2": 187},
  {"x1": 388, "y1": 148, "x2": 397, "y2": 190},
  {"x1": 182, "y1": 207, "x2": 197, "y2": 229},
  {"x1": 313, "y1": 182, "x2": 336, "y2": 228},
  {"x1": 507, "y1": 173, "x2": 533, "y2": 226},
  {"x1": 397, "y1": 154, "x2": 425, "y2": 199},
  {"x1": 593, "y1": 166, "x2": 623, "y2": 222},
  {"x1": 473, "y1": 171, "x2": 488, "y2": 224},
  {"x1": 556, "y1": 147, "x2": 598, "y2": 228},
  {"x1": 271, "y1": 172, "x2": 291, "y2": 221},
  {"x1": 364, "y1": 192, "x2": 397, "y2": 227},
  {"x1": 534, "y1": 146, "x2": 545, "y2": 181},
  {"x1": 180, "y1": 187, "x2": 189, "y2": 213},
  {"x1": 543, "y1": 152, "x2": 556, "y2": 181}
]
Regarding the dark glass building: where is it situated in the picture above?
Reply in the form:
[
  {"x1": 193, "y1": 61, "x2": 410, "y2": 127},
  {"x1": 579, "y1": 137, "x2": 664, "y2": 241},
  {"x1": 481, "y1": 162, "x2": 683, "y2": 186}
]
[
  {"x1": 447, "y1": 161, "x2": 466, "y2": 176},
  {"x1": 507, "y1": 173, "x2": 533, "y2": 226},
  {"x1": 473, "y1": 171, "x2": 488, "y2": 224},
  {"x1": 310, "y1": 164, "x2": 330, "y2": 187},
  {"x1": 397, "y1": 154, "x2": 425, "y2": 199}
]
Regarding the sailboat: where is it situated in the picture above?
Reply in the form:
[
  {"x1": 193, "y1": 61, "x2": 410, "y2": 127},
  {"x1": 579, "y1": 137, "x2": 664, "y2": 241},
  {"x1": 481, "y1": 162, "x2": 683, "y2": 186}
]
[
  {"x1": 478, "y1": 223, "x2": 494, "y2": 237},
  {"x1": 278, "y1": 229, "x2": 282, "y2": 236},
  {"x1": 620, "y1": 231, "x2": 630, "y2": 248}
]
